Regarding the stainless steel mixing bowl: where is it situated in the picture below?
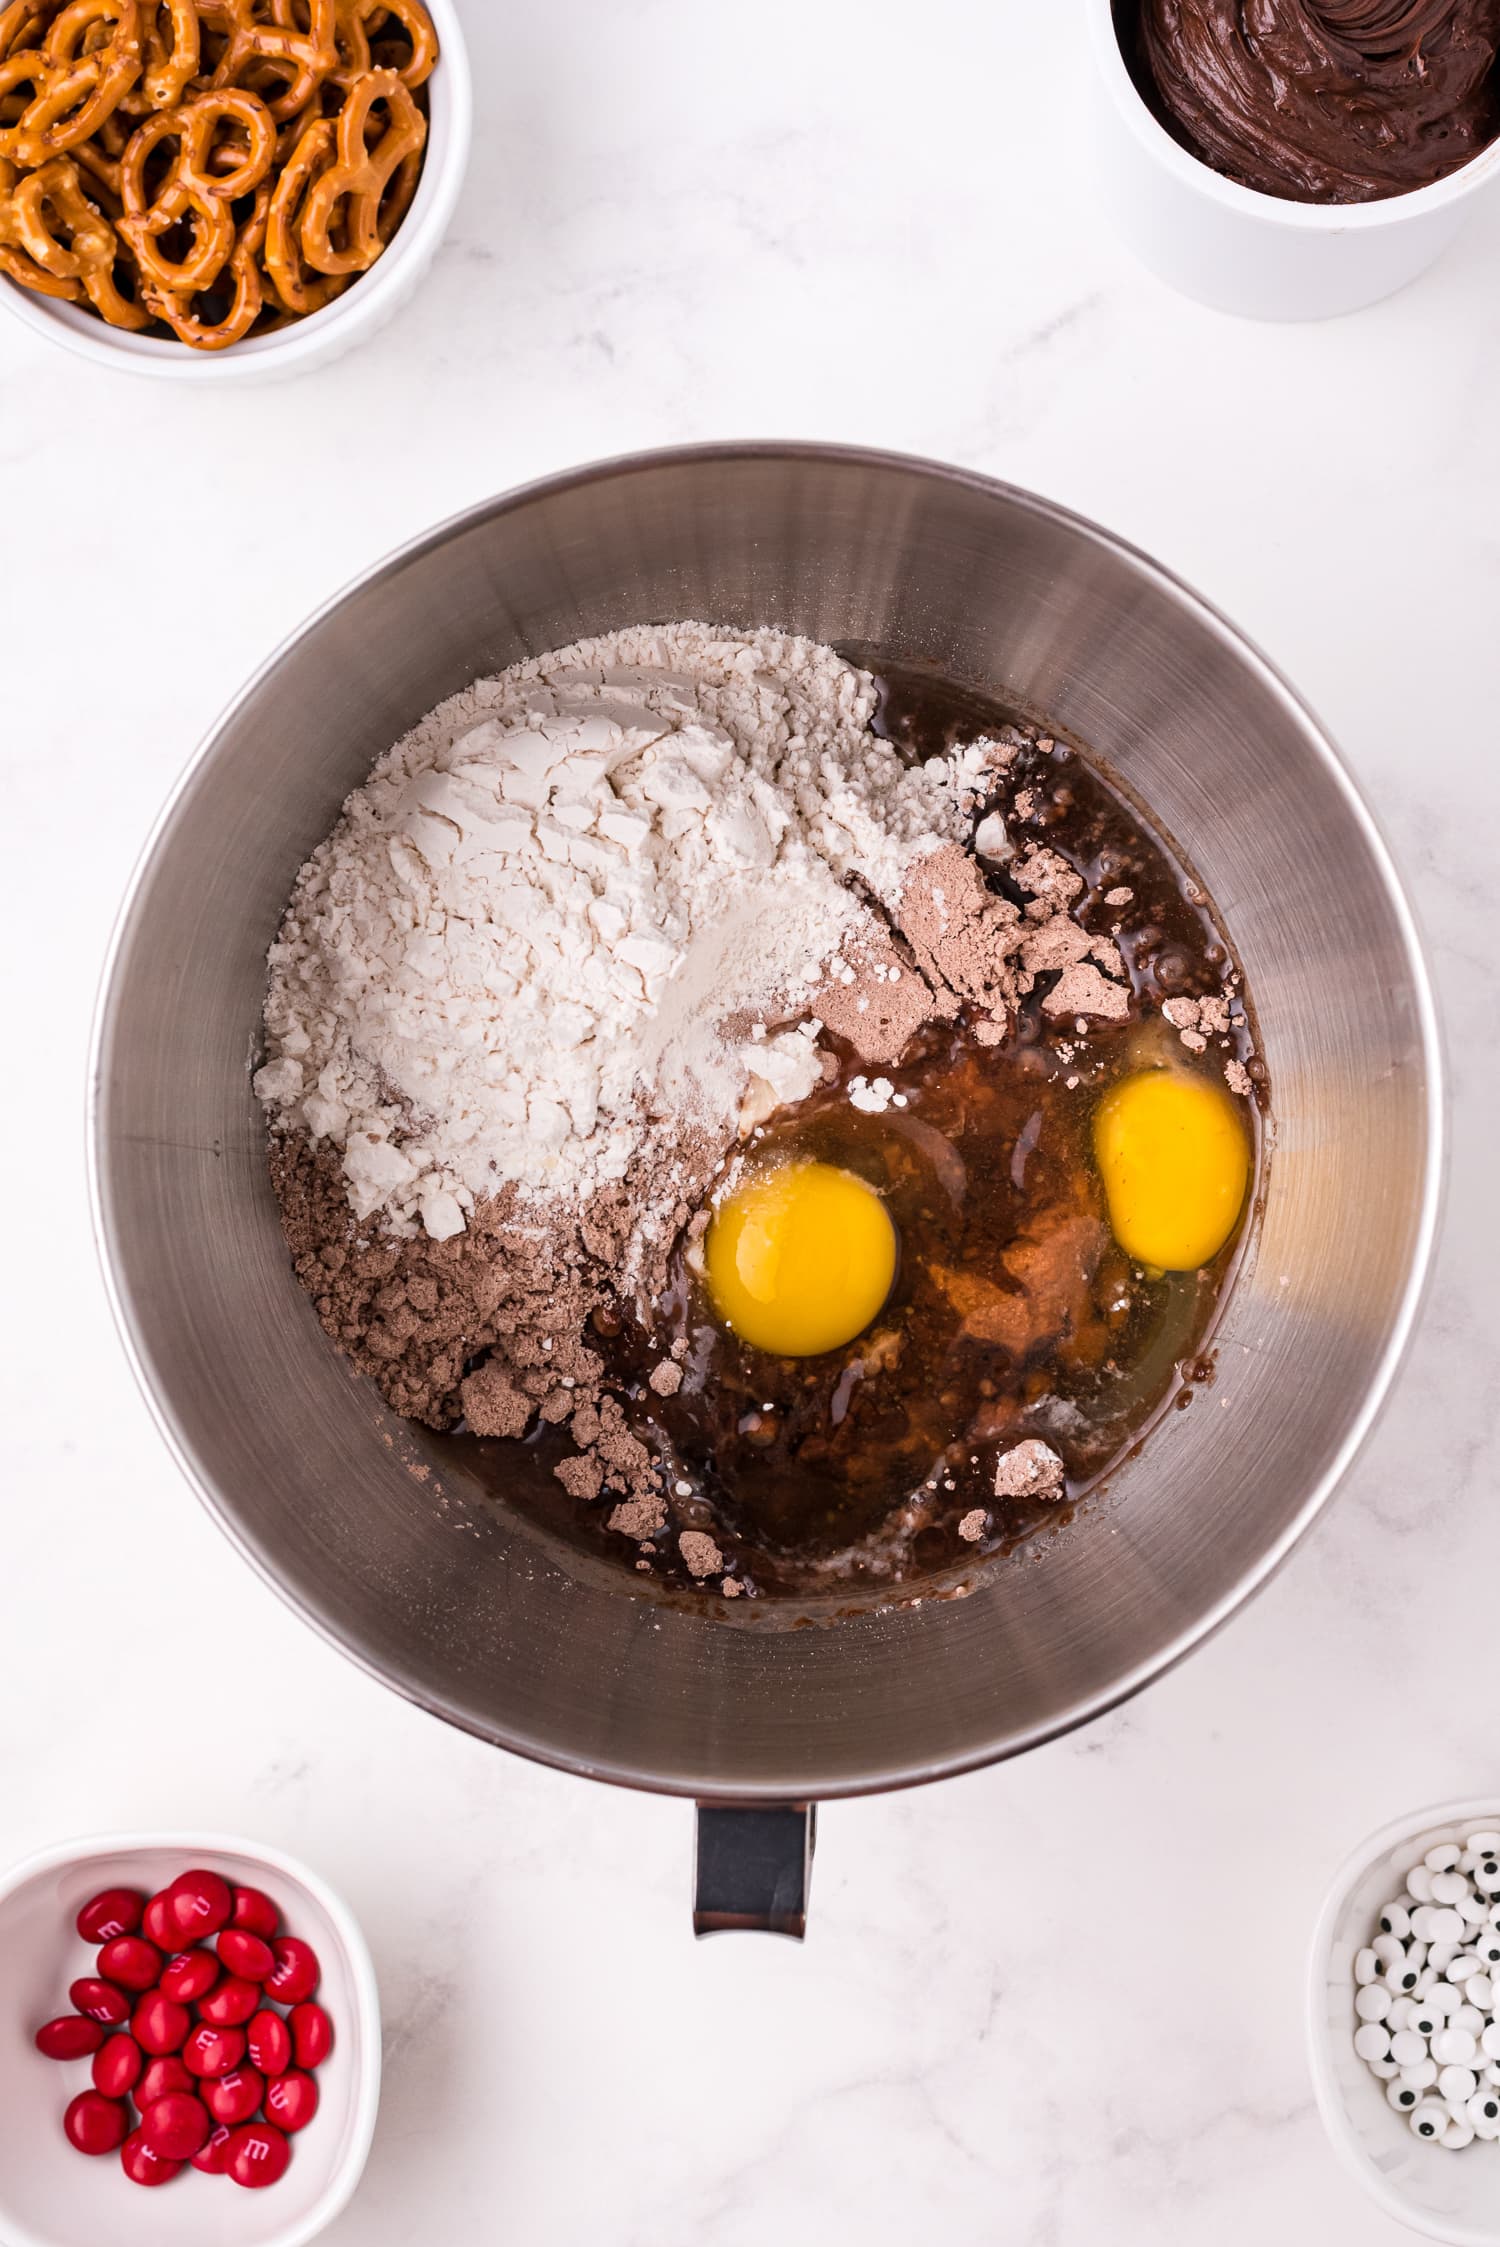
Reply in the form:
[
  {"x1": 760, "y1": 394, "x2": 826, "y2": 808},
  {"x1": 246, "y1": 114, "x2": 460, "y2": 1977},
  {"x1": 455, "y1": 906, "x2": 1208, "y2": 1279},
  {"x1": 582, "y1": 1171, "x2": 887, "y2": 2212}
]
[{"x1": 90, "y1": 444, "x2": 1442, "y2": 1829}]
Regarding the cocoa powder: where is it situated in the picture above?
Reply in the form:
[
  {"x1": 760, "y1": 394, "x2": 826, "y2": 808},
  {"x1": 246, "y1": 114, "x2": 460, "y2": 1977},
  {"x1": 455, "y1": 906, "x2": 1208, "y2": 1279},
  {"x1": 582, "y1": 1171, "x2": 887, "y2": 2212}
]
[{"x1": 270, "y1": 1129, "x2": 722, "y2": 1528}]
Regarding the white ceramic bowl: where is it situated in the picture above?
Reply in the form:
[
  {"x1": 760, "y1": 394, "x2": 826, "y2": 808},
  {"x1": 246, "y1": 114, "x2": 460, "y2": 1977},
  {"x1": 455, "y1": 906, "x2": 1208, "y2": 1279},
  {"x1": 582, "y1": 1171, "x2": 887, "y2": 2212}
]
[
  {"x1": 1310, "y1": 1798, "x2": 1500, "y2": 2244},
  {"x1": 0, "y1": 0, "x2": 471, "y2": 380},
  {"x1": 1085, "y1": 0, "x2": 1500, "y2": 320},
  {"x1": 0, "y1": 1833, "x2": 380, "y2": 2247}
]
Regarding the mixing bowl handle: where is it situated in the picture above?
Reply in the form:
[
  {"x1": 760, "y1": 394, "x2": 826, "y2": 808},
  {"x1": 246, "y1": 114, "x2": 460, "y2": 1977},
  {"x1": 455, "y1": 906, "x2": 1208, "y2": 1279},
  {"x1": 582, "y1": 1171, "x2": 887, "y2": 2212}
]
[{"x1": 693, "y1": 1803, "x2": 816, "y2": 1939}]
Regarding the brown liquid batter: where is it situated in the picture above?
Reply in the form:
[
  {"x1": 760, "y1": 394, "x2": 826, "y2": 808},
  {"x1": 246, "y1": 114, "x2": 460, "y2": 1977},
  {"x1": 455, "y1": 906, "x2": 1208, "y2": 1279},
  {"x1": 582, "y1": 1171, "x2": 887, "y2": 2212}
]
[{"x1": 453, "y1": 669, "x2": 1261, "y2": 1609}]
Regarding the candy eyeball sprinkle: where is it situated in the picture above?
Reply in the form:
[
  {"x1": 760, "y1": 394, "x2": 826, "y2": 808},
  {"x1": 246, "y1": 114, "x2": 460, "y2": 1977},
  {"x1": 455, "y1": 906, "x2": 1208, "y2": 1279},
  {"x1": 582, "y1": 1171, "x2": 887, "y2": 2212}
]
[{"x1": 1354, "y1": 1834, "x2": 1500, "y2": 2151}]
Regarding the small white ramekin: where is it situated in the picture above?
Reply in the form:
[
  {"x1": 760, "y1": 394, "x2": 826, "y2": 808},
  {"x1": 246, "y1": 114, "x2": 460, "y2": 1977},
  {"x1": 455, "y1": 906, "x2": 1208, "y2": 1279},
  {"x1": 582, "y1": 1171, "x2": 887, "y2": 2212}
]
[
  {"x1": 0, "y1": 1832, "x2": 381, "y2": 2247},
  {"x1": 1309, "y1": 1798, "x2": 1500, "y2": 2245},
  {"x1": 0, "y1": 0, "x2": 470, "y2": 380},
  {"x1": 1086, "y1": 0, "x2": 1500, "y2": 320}
]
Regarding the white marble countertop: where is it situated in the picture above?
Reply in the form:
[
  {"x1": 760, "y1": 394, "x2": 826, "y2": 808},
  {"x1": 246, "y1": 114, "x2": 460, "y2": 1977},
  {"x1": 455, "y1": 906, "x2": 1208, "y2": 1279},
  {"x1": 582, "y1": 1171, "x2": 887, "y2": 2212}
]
[{"x1": 3, "y1": 2, "x2": 1498, "y2": 2239}]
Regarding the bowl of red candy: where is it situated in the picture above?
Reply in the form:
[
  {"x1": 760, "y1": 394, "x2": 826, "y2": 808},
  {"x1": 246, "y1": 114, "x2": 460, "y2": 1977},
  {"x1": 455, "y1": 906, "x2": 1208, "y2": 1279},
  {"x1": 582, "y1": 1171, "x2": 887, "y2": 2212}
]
[{"x1": 0, "y1": 1834, "x2": 379, "y2": 2247}]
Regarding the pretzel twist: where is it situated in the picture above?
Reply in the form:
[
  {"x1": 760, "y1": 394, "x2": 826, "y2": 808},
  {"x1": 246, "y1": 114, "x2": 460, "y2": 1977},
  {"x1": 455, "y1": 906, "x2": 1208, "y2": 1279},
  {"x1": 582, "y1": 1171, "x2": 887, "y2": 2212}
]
[
  {"x1": 118, "y1": 97, "x2": 233, "y2": 288},
  {"x1": 329, "y1": 0, "x2": 433, "y2": 89},
  {"x1": 143, "y1": 157, "x2": 261, "y2": 339},
  {"x1": 0, "y1": 146, "x2": 147, "y2": 318},
  {"x1": 263, "y1": 101, "x2": 340, "y2": 310},
  {"x1": 117, "y1": 0, "x2": 198, "y2": 110},
  {"x1": 0, "y1": 0, "x2": 137, "y2": 161},
  {"x1": 202, "y1": 0, "x2": 334, "y2": 122},
  {"x1": 298, "y1": 61, "x2": 419, "y2": 275},
  {"x1": 0, "y1": 3, "x2": 56, "y2": 65}
]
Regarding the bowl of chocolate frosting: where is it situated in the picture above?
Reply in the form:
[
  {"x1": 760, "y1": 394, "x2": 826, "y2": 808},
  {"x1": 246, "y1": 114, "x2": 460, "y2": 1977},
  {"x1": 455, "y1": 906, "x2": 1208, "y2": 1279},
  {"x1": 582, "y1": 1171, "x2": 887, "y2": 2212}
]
[{"x1": 1088, "y1": 0, "x2": 1500, "y2": 319}]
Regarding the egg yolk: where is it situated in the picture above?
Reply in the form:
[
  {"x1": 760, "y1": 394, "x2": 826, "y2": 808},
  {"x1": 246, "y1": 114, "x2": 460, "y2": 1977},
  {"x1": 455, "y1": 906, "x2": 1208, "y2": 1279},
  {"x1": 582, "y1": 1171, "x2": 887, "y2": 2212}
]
[
  {"x1": 1092, "y1": 1068, "x2": 1250, "y2": 1272},
  {"x1": 704, "y1": 1160, "x2": 898, "y2": 1357}
]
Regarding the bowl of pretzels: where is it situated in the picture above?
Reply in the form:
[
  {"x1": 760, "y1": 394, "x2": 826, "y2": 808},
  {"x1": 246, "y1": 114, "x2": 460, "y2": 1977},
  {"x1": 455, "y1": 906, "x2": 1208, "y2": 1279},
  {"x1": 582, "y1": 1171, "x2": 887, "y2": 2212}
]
[{"x1": 0, "y1": 0, "x2": 470, "y2": 375}]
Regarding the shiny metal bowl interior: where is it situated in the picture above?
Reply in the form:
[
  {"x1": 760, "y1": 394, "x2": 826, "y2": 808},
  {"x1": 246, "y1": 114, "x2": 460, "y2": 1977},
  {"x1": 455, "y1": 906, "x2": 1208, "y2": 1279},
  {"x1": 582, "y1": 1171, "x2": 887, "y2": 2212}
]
[{"x1": 90, "y1": 444, "x2": 1442, "y2": 1801}]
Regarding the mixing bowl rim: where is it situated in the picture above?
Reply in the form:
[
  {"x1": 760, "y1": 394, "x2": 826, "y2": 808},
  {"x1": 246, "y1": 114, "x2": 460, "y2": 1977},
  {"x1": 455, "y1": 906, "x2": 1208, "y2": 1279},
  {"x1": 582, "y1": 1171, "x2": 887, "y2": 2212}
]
[{"x1": 85, "y1": 438, "x2": 1447, "y2": 1803}]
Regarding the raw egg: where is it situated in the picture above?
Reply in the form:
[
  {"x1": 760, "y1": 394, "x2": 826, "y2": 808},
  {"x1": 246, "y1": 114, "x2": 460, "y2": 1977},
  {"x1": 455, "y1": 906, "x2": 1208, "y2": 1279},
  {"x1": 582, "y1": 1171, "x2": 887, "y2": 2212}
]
[
  {"x1": 1092, "y1": 1067, "x2": 1249, "y2": 1272},
  {"x1": 704, "y1": 1160, "x2": 897, "y2": 1357}
]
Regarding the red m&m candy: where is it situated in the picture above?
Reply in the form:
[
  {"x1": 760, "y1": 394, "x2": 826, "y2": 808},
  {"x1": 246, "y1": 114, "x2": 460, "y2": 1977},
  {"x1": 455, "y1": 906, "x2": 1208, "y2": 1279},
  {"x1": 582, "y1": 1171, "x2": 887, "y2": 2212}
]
[
  {"x1": 131, "y1": 1992, "x2": 191, "y2": 2056},
  {"x1": 168, "y1": 1869, "x2": 233, "y2": 1942},
  {"x1": 69, "y1": 1978, "x2": 131, "y2": 2027},
  {"x1": 290, "y1": 2000, "x2": 333, "y2": 2068},
  {"x1": 226, "y1": 2121, "x2": 291, "y2": 2190},
  {"x1": 35, "y1": 2015, "x2": 105, "y2": 2062},
  {"x1": 231, "y1": 1885, "x2": 280, "y2": 1938},
  {"x1": 64, "y1": 2092, "x2": 129, "y2": 2157},
  {"x1": 120, "y1": 2127, "x2": 182, "y2": 2187},
  {"x1": 76, "y1": 1888, "x2": 145, "y2": 1945},
  {"x1": 160, "y1": 1948, "x2": 219, "y2": 2004},
  {"x1": 247, "y1": 2008, "x2": 292, "y2": 2075},
  {"x1": 264, "y1": 1937, "x2": 320, "y2": 2004},
  {"x1": 92, "y1": 2034, "x2": 144, "y2": 2099},
  {"x1": 97, "y1": 1936, "x2": 162, "y2": 1993},
  {"x1": 140, "y1": 2091, "x2": 211, "y2": 2162}
]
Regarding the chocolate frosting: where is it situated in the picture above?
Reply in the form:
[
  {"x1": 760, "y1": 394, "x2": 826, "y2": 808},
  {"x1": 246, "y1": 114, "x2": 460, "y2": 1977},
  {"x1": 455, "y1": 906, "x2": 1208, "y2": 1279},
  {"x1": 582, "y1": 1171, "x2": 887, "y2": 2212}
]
[{"x1": 1122, "y1": 1, "x2": 1500, "y2": 203}]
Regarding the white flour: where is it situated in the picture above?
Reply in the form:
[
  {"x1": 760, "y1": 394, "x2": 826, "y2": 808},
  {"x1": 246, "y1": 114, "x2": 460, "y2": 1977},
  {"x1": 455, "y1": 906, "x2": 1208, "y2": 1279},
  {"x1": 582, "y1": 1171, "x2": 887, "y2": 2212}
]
[{"x1": 255, "y1": 622, "x2": 989, "y2": 1240}]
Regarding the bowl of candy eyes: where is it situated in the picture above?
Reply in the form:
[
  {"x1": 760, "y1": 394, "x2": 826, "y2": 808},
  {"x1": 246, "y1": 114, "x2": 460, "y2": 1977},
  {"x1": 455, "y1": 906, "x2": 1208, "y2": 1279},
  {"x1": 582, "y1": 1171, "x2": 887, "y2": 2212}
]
[
  {"x1": 0, "y1": 0, "x2": 472, "y2": 379},
  {"x1": 0, "y1": 1833, "x2": 380, "y2": 2247},
  {"x1": 1310, "y1": 1801, "x2": 1500, "y2": 2245}
]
